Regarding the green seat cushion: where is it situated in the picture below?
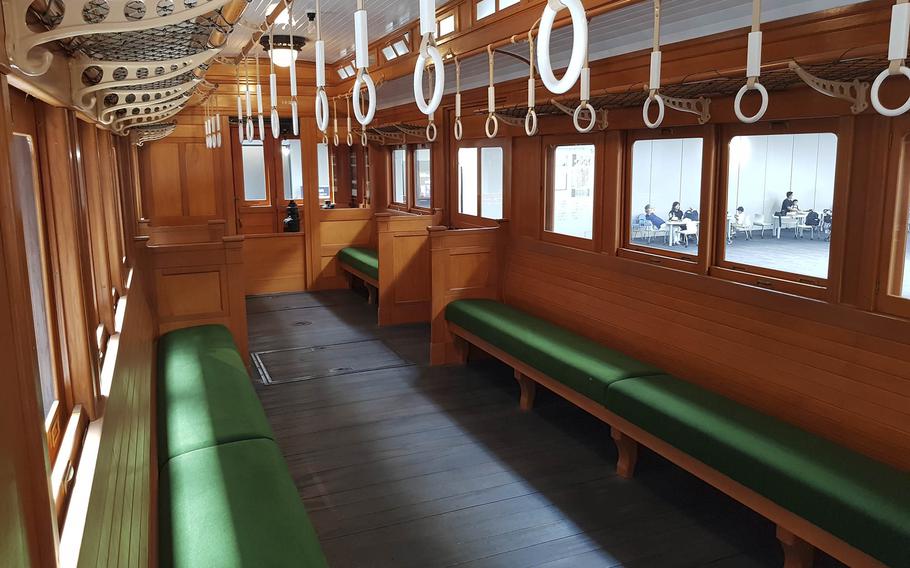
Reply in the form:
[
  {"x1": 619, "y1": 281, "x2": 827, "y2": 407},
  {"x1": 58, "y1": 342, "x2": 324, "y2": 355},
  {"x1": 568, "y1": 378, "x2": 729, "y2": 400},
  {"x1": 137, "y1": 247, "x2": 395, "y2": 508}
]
[
  {"x1": 445, "y1": 299, "x2": 660, "y2": 404},
  {"x1": 157, "y1": 325, "x2": 273, "y2": 466},
  {"x1": 338, "y1": 247, "x2": 379, "y2": 281},
  {"x1": 605, "y1": 375, "x2": 910, "y2": 567},
  {"x1": 160, "y1": 438, "x2": 328, "y2": 568}
]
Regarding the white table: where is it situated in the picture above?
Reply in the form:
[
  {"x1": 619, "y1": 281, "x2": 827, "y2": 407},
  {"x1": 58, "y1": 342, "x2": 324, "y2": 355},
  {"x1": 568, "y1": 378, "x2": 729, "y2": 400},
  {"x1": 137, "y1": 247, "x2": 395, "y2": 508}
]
[{"x1": 775, "y1": 212, "x2": 808, "y2": 238}]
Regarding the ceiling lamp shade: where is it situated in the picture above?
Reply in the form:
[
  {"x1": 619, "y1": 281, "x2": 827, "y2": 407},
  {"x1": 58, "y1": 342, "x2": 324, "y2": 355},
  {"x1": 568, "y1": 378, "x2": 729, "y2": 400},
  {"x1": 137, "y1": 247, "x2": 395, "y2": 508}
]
[{"x1": 259, "y1": 35, "x2": 305, "y2": 68}]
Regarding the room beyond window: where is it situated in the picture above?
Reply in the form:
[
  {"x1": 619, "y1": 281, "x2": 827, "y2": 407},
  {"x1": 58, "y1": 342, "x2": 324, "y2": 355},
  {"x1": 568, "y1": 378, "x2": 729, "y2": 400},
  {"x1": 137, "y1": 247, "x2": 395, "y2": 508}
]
[
  {"x1": 414, "y1": 148, "x2": 432, "y2": 209},
  {"x1": 457, "y1": 145, "x2": 504, "y2": 220},
  {"x1": 241, "y1": 140, "x2": 267, "y2": 202},
  {"x1": 281, "y1": 139, "x2": 303, "y2": 201},
  {"x1": 629, "y1": 138, "x2": 704, "y2": 255},
  {"x1": 723, "y1": 133, "x2": 838, "y2": 281},
  {"x1": 547, "y1": 144, "x2": 595, "y2": 240},
  {"x1": 392, "y1": 148, "x2": 407, "y2": 204}
]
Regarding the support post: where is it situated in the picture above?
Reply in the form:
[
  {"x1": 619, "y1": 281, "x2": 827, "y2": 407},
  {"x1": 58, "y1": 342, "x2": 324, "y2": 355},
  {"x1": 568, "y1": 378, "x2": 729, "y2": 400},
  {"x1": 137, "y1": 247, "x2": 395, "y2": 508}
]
[
  {"x1": 514, "y1": 370, "x2": 537, "y2": 411},
  {"x1": 611, "y1": 427, "x2": 639, "y2": 479},
  {"x1": 777, "y1": 526, "x2": 815, "y2": 568}
]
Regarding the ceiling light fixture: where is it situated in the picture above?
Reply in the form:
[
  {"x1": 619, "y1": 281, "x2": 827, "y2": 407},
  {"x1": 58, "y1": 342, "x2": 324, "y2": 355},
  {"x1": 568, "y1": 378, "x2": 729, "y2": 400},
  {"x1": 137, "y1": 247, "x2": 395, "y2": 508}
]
[{"x1": 259, "y1": 34, "x2": 306, "y2": 68}]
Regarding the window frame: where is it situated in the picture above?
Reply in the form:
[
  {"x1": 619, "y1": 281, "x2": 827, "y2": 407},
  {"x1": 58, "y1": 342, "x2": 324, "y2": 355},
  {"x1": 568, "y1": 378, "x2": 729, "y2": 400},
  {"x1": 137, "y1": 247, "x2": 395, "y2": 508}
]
[
  {"x1": 475, "y1": 0, "x2": 521, "y2": 22},
  {"x1": 388, "y1": 143, "x2": 433, "y2": 213},
  {"x1": 436, "y1": 9, "x2": 458, "y2": 38},
  {"x1": 275, "y1": 135, "x2": 305, "y2": 207},
  {"x1": 877, "y1": 116, "x2": 910, "y2": 318},
  {"x1": 619, "y1": 125, "x2": 716, "y2": 272},
  {"x1": 451, "y1": 138, "x2": 510, "y2": 228},
  {"x1": 542, "y1": 134, "x2": 604, "y2": 251},
  {"x1": 233, "y1": 137, "x2": 274, "y2": 207},
  {"x1": 710, "y1": 118, "x2": 852, "y2": 300}
]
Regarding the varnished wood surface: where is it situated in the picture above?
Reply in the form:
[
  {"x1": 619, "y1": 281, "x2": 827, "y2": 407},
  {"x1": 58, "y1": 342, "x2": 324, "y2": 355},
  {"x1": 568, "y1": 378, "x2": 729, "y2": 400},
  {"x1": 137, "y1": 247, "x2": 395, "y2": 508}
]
[{"x1": 249, "y1": 290, "x2": 842, "y2": 568}]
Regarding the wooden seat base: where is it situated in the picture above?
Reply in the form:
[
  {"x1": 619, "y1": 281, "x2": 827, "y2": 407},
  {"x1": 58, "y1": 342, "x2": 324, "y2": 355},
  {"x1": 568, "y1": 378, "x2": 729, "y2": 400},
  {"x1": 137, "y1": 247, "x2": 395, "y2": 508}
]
[{"x1": 446, "y1": 322, "x2": 886, "y2": 568}]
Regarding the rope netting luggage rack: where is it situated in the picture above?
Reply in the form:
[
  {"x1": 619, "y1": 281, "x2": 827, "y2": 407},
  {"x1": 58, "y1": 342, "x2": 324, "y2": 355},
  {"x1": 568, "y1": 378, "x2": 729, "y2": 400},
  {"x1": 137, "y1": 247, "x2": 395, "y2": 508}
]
[
  {"x1": 129, "y1": 121, "x2": 178, "y2": 145},
  {"x1": 17, "y1": 0, "x2": 248, "y2": 133},
  {"x1": 489, "y1": 56, "x2": 882, "y2": 127},
  {"x1": 362, "y1": 123, "x2": 431, "y2": 145}
]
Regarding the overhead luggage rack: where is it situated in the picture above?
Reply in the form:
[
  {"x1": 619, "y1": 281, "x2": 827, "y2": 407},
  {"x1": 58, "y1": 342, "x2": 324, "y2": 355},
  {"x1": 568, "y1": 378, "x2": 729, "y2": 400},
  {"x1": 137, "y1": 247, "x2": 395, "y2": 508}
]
[{"x1": 489, "y1": 57, "x2": 883, "y2": 124}]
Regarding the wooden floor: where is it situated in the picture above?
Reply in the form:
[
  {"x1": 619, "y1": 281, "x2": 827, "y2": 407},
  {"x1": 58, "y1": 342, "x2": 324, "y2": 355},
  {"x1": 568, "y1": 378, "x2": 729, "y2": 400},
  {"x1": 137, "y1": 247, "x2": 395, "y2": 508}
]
[{"x1": 248, "y1": 290, "x2": 843, "y2": 568}]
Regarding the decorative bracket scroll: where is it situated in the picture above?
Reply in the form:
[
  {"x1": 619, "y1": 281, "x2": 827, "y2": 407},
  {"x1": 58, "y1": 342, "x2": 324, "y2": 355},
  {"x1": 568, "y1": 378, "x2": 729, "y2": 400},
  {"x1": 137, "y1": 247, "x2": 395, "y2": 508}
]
[
  {"x1": 492, "y1": 112, "x2": 525, "y2": 128},
  {"x1": 662, "y1": 95, "x2": 711, "y2": 124},
  {"x1": 111, "y1": 100, "x2": 184, "y2": 134},
  {"x1": 99, "y1": 78, "x2": 199, "y2": 124},
  {"x1": 550, "y1": 98, "x2": 608, "y2": 130},
  {"x1": 3, "y1": 0, "x2": 233, "y2": 75},
  {"x1": 130, "y1": 122, "x2": 177, "y2": 145},
  {"x1": 789, "y1": 61, "x2": 869, "y2": 114},
  {"x1": 70, "y1": 48, "x2": 219, "y2": 112}
]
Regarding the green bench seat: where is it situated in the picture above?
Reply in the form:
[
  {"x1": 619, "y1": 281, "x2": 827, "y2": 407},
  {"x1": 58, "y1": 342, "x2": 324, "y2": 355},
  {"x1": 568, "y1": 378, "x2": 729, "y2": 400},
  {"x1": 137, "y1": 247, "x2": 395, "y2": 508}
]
[
  {"x1": 157, "y1": 325, "x2": 274, "y2": 465},
  {"x1": 605, "y1": 375, "x2": 910, "y2": 568},
  {"x1": 338, "y1": 246, "x2": 379, "y2": 281},
  {"x1": 160, "y1": 438, "x2": 328, "y2": 568},
  {"x1": 158, "y1": 324, "x2": 327, "y2": 568},
  {"x1": 445, "y1": 299, "x2": 660, "y2": 404}
]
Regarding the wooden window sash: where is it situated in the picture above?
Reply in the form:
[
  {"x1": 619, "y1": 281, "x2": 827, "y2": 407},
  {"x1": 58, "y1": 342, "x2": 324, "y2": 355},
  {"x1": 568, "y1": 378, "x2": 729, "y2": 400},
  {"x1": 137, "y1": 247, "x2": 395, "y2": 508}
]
[
  {"x1": 542, "y1": 135, "x2": 603, "y2": 252},
  {"x1": 876, "y1": 117, "x2": 910, "y2": 318}
]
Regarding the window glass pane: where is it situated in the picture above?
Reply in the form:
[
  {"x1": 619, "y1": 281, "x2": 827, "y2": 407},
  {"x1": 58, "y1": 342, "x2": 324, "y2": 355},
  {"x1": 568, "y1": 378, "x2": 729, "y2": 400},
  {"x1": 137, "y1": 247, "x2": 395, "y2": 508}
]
[
  {"x1": 458, "y1": 148, "x2": 479, "y2": 216},
  {"x1": 317, "y1": 143, "x2": 331, "y2": 200},
  {"x1": 382, "y1": 46, "x2": 397, "y2": 61},
  {"x1": 438, "y1": 14, "x2": 456, "y2": 36},
  {"x1": 476, "y1": 0, "x2": 495, "y2": 19},
  {"x1": 414, "y1": 148, "x2": 432, "y2": 208},
  {"x1": 392, "y1": 149, "x2": 407, "y2": 204},
  {"x1": 393, "y1": 40, "x2": 409, "y2": 56},
  {"x1": 500, "y1": 0, "x2": 519, "y2": 8},
  {"x1": 242, "y1": 141, "x2": 267, "y2": 201},
  {"x1": 12, "y1": 134, "x2": 56, "y2": 417},
  {"x1": 724, "y1": 133, "x2": 837, "y2": 279},
  {"x1": 281, "y1": 139, "x2": 303, "y2": 201},
  {"x1": 350, "y1": 151, "x2": 359, "y2": 198},
  {"x1": 630, "y1": 138, "x2": 703, "y2": 253},
  {"x1": 481, "y1": 147, "x2": 503, "y2": 219},
  {"x1": 548, "y1": 144, "x2": 595, "y2": 239}
]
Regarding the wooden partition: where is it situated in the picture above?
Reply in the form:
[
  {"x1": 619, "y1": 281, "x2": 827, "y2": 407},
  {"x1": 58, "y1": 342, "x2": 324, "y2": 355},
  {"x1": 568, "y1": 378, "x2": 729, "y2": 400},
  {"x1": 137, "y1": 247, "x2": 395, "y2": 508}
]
[
  {"x1": 428, "y1": 224, "x2": 506, "y2": 365},
  {"x1": 311, "y1": 207, "x2": 375, "y2": 289},
  {"x1": 376, "y1": 210, "x2": 443, "y2": 326},
  {"x1": 146, "y1": 220, "x2": 248, "y2": 360},
  {"x1": 242, "y1": 232, "x2": 306, "y2": 295}
]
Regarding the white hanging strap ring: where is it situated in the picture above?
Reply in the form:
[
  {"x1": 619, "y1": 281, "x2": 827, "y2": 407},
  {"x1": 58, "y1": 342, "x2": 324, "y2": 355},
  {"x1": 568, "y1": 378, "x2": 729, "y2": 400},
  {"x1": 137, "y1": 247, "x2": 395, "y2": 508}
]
[
  {"x1": 332, "y1": 97, "x2": 340, "y2": 146},
  {"x1": 525, "y1": 26, "x2": 539, "y2": 136},
  {"x1": 486, "y1": 46, "x2": 499, "y2": 138},
  {"x1": 734, "y1": 0, "x2": 769, "y2": 123},
  {"x1": 426, "y1": 120, "x2": 437, "y2": 142},
  {"x1": 454, "y1": 56, "x2": 463, "y2": 141},
  {"x1": 643, "y1": 1, "x2": 665, "y2": 129},
  {"x1": 361, "y1": 131, "x2": 368, "y2": 146},
  {"x1": 315, "y1": 89, "x2": 329, "y2": 133},
  {"x1": 573, "y1": 66, "x2": 596, "y2": 133},
  {"x1": 346, "y1": 96, "x2": 354, "y2": 147},
  {"x1": 872, "y1": 1, "x2": 910, "y2": 116},
  {"x1": 537, "y1": 0, "x2": 588, "y2": 94},
  {"x1": 353, "y1": 5, "x2": 377, "y2": 126}
]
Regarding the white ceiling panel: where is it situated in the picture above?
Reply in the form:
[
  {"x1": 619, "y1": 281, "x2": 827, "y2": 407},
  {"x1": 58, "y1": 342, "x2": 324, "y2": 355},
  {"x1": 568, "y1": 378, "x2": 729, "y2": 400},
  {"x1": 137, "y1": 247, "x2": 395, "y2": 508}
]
[
  {"x1": 223, "y1": 0, "x2": 448, "y2": 63},
  {"x1": 376, "y1": 0, "x2": 868, "y2": 109}
]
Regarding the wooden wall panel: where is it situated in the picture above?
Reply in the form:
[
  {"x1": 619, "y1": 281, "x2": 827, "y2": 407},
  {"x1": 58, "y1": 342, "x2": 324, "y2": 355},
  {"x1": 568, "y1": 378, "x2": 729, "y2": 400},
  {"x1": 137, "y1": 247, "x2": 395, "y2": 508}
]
[
  {"x1": 145, "y1": 144, "x2": 182, "y2": 218},
  {"x1": 184, "y1": 143, "x2": 218, "y2": 217},
  {"x1": 242, "y1": 233, "x2": 306, "y2": 295},
  {"x1": 72, "y1": 264, "x2": 155, "y2": 568},
  {"x1": 312, "y1": 208, "x2": 374, "y2": 290}
]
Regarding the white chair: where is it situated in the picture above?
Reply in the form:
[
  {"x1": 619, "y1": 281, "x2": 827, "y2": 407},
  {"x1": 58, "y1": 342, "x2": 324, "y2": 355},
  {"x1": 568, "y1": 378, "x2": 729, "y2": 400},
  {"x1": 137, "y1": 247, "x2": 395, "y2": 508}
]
[
  {"x1": 796, "y1": 219, "x2": 818, "y2": 240},
  {"x1": 679, "y1": 220, "x2": 699, "y2": 248},
  {"x1": 751, "y1": 213, "x2": 774, "y2": 238},
  {"x1": 731, "y1": 217, "x2": 753, "y2": 241},
  {"x1": 632, "y1": 215, "x2": 667, "y2": 244}
]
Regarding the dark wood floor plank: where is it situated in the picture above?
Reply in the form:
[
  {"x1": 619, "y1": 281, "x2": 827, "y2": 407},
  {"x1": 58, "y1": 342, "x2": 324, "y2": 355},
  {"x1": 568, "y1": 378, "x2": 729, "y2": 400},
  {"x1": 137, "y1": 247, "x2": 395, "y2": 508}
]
[{"x1": 248, "y1": 290, "x2": 843, "y2": 568}]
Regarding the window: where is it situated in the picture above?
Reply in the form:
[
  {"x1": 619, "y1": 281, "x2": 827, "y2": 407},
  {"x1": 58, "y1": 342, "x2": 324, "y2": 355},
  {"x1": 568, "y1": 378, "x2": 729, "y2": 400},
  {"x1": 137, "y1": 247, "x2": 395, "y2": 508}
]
[
  {"x1": 384, "y1": 34, "x2": 410, "y2": 61},
  {"x1": 350, "y1": 150, "x2": 359, "y2": 198},
  {"x1": 877, "y1": 126, "x2": 910, "y2": 317},
  {"x1": 392, "y1": 148, "x2": 407, "y2": 204},
  {"x1": 457, "y1": 145, "x2": 504, "y2": 220},
  {"x1": 414, "y1": 148, "x2": 432, "y2": 209},
  {"x1": 241, "y1": 140, "x2": 268, "y2": 202},
  {"x1": 629, "y1": 137, "x2": 704, "y2": 255},
  {"x1": 477, "y1": 0, "x2": 519, "y2": 20},
  {"x1": 437, "y1": 14, "x2": 456, "y2": 37},
  {"x1": 281, "y1": 139, "x2": 303, "y2": 201},
  {"x1": 317, "y1": 142, "x2": 331, "y2": 201},
  {"x1": 547, "y1": 144, "x2": 596, "y2": 240},
  {"x1": 382, "y1": 45, "x2": 397, "y2": 61},
  {"x1": 723, "y1": 132, "x2": 838, "y2": 282}
]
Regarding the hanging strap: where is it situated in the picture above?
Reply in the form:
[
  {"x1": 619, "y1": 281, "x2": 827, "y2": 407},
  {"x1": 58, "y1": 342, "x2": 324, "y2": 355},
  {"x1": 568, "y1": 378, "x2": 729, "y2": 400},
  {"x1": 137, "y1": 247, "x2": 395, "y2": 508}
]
[
  {"x1": 525, "y1": 22, "x2": 539, "y2": 136},
  {"x1": 333, "y1": 96, "x2": 340, "y2": 146},
  {"x1": 871, "y1": 0, "x2": 910, "y2": 116},
  {"x1": 345, "y1": 95, "x2": 354, "y2": 146},
  {"x1": 733, "y1": 0, "x2": 768, "y2": 123},
  {"x1": 486, "y1": 45, "x2": 499, "y2": 138},
  {"x1": 642, "y1": 0, "x2": 665, "y2": 128},
  {"x1": 454, "y1": 55, "x2": 463, "y2": 141}
]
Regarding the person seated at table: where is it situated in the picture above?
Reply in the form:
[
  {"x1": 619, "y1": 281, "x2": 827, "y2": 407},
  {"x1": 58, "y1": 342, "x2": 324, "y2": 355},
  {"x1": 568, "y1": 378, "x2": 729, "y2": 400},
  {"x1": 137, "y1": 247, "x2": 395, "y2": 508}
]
[
  {"x1": 790, "y1": 199, "x2": 802, "y2": 213},
  {"x1": 733, "y1": 206, "x2": 752, "y2": 240},
  {"x1": 668, "y1": 201, "x2": 684, "y2": 221},
  {"x1": 644, "y1": 205, "x2": 666, "y2": 229},
  {"x1": 780, "y1": 191, "x2": 798, "y2": 215}
]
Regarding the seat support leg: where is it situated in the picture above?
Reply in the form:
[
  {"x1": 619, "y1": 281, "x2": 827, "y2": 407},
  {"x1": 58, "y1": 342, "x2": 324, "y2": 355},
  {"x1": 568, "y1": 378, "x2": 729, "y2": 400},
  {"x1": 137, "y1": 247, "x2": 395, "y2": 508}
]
[
  {"x1": 452, "y1": 335, "x2": 470, "y2": 364},
  {"x1": 514, "y1": 370, "x2": 537, "y2": 411},
  {"x1": 367, "y1": 284, "x2": 378, "y2": 305},
  {"x1": 777, "y1": 526, "x2": 815, "y2": 568},
  {"x1": 611, "y1": 428, "x2": 639, "y2": 479}
]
